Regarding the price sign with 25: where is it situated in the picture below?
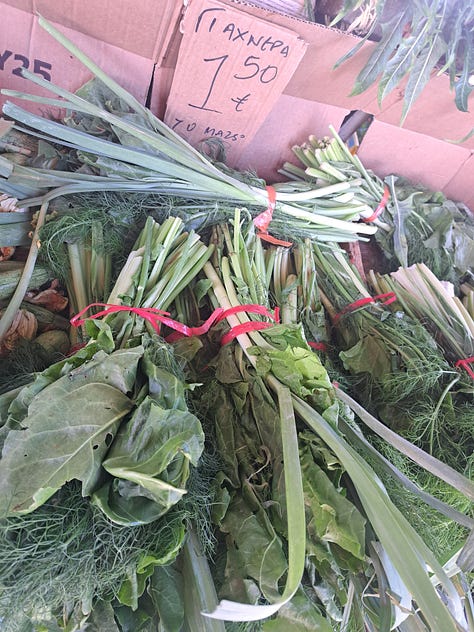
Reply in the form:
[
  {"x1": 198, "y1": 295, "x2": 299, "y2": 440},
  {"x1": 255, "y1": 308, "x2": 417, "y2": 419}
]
[
  {"x1": 0, "y1": 50, "x2": 52, "y2": 81},
  {"x1": 164, "y1": 0, "x2": 307, "y2": 160}
]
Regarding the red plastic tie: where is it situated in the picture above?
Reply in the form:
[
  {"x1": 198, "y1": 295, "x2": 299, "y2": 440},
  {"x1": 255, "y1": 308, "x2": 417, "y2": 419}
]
[
  {"x1": 70, "y1": 303, "x2": 170, "y2": 333},
  {"x1": 455, "y1": 357, "x2": 474, "y2": 380},
  {"x1": 221, "y1": 321, "x2": 275, "y2": 345},
  {"x1": 308, "y1": 341, "x2": 328, "y2": 352},
  {"x1": 363, "y1": 185, "x2": 390, "y2": 223},
  {"x1": 333, "y1": 292, "x2": 397, "y2": 323},
  {"x1": 253, "y1": 186, "x2": 292, "y2": 248},
  {"x1": 221, "y1": 305, "x2": 280, "y2": 345},
  {"x1": 71, "y1": 302, "x2": 279, "y2": 346}
]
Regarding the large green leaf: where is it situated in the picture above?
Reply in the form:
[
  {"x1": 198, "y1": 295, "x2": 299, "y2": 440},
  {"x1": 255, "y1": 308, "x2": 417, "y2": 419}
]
[
  {"x1": 340, "y1": 336, "x2": 392, "y2": 378},
  {"x1": 219, "y1": 484, "x2": 288, "y2": 603},
  {"x1": 92, "y1": 392, "x2": 203, "y2": 525},
  {"x1": 262, "y1": 587, "x2": 332, "y2": 631},
  {"x1": 102, "y1": 396, "x2": 204, "y2": 490},
  {"x1": 118, "y1": 547, "x2": 185, "y2": 610},
  {"x1": 0, "y1": 347, "x2": 142, "y2": 515},
  {"x1": 252, "y1": 343, "x2": 335, "y2": 418},
  {"x1": 148, "y1": 565, "x2": 184, "y2": 632},
  {"x1": 300, "y1": 443, "x2": 366, "y2": 561},
  {"x1": 83, "y1": 601, "x2": 121, "y2": 632},
  {"x1": 5, "y1": 340, "x2": 103, "y2": 427},
  {"x1": 91, "y1": 477, "x2": 180, "y2": 525}
]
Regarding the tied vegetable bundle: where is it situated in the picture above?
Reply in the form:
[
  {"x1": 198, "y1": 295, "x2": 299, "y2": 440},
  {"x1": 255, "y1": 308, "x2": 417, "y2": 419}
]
[
  {"x1": 0, "y1": 216, "x2": 218, "y2": 631},
  {"x1": 1, "y1": 212, "x2": 472, "y2": 632},
  {"x1": 281, "y1": 128, "x2": 474, "y2": 283},
  {"x1": 0, "y1": 16, "x2": 472, "y2": 632}
]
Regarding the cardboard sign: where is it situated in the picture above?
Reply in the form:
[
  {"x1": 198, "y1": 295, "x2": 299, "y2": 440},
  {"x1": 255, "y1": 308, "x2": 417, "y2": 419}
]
[{"x1": 164, "y1": 0, "x2": 307, "y2": 160}]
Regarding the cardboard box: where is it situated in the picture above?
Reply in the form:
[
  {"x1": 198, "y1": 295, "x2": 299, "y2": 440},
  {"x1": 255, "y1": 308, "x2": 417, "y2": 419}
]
[
  {"x1": 0, "y1": 0, "x2": 472, "y2": 208},
  {"x1": 0, "y1": 0, "x2": 183, "y2": 114}
]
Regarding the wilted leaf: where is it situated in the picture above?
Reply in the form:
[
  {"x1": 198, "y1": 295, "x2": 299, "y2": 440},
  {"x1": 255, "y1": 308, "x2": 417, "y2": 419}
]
[
  {"x1": 219, "y1": 484, "x2": 288, "y2": 602},
  {"x1": 300, "y1": 443, "x2": 366, "y2": 561},
  {"x1": 340, "y1": 336, "x2": 392, "y2": 378}
]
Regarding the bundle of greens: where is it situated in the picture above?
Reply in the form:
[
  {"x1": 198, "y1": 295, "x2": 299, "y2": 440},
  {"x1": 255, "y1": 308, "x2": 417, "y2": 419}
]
[
  {"x1": 191, "y1": 213, "x2": 472, "y2": 631},
  {"x1": 280, "y1": 128, "x2": 474, "y2": 282},
  {"x1": 1, "y1": 208, "x2": 471, "y2": 631},
  {"x1": 370, "y1": 262, "x2": 474, "y2": 369},
  {"x1": 0, "y1": 215, "x2": 218, "y2": 630},
  {"x1": 0, "y1": 18, "x2": 377, "y2": 248},
  {"x1": 305, "y1": 243, "x2": 473, "y2": 564},
  {"x1": 0, "y1": 16, "x2": 386, "y2": 356}
]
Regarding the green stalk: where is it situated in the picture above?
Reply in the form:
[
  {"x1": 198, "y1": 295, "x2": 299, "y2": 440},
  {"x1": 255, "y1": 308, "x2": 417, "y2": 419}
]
[
  {"x1": 182, "y1": 530, "x2": 226, "y2": 631},
  {"x1": 335, "y1": 388, "x2": 474, "y2": 502},
  {"x1": 67, "y1": 241, "x2": 89, "y2": 314},
  {"x1": 106, "y1": 248, "x2": 144, "y2": 305},
  {"x1": 90, "y1": 221, "x2": 106, "y2": 303},
  {"x1": 0, "y1": 200, "x2": 49, "y2": 344},
  {"x1": 145, "y1": 217, "x2": 185, "y2": 291},
  {"x1": 292, "y1": 394, "x2": 463, "y2": 632}
]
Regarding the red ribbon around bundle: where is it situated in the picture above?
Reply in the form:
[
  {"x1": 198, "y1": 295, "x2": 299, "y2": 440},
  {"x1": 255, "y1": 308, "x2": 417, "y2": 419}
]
[
  {"x1": 253, "y1": 185, "x2": 293, "y2": 247},
  {"x1": 455, "y1": 357, "x2": 474, "y2": 380},
  {"x1": 333, "y1": 292, "x2": 397, "y2": 324},
  {"x1": 308, "y1": 341, "x2": 328, "y2": 352},
  {"x1": 70, "y1": 302, "x2": 279, "y2": 346},
  {"x1": 362, "y1": 185, "x2": 390, "y2": 223}
]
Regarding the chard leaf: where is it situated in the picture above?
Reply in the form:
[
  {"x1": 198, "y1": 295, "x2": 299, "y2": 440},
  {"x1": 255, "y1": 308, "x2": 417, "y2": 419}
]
[
  {"x1": 92, "y1": 477, "x2": 184, "y2": 525},
  {"x1": 85, "y1": 601, "x2": 121, "y2": 632},
  {"x1": 94, "y1": 394, "x2": 204, "y2": 524},
  {"x1": 148, "y1": 565, "x2": 184, "y2": 632},
  {"x1": 102, "y1": 396, "x2": 204, "y2": 482},
  {"x1": 262, "y1": 587, "x2": 332, "y2": 631},
  {"x1": 219, "y1": 483, "x2": 288, "y2": 603},
  {"x1": 300, "y1": 443, "x2": 366, "y2": 561},
  {"x1": 142, "y1": 354, "x2": 188, "y2": 411},
  {"x1": 340, "y1": 336, "x2": 392, "y2": 378},
  {"x1": 116, "y1": 522, "x2": 185, "y2": 607},
  {"x1": 6, "y1": 340, "x2": 102, "y2": 426},
  {"x1": 253, "y1": 345, "x2": 334, "y2": 413},
  {"x1": 0, "y1": 347, "x2": 142, "y2": 515}
]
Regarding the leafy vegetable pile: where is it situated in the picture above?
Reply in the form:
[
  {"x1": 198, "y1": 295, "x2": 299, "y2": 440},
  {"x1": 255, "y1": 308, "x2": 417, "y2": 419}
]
[{"x1": 0, "y1": 17, "x2": 473, "y2": 632}]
